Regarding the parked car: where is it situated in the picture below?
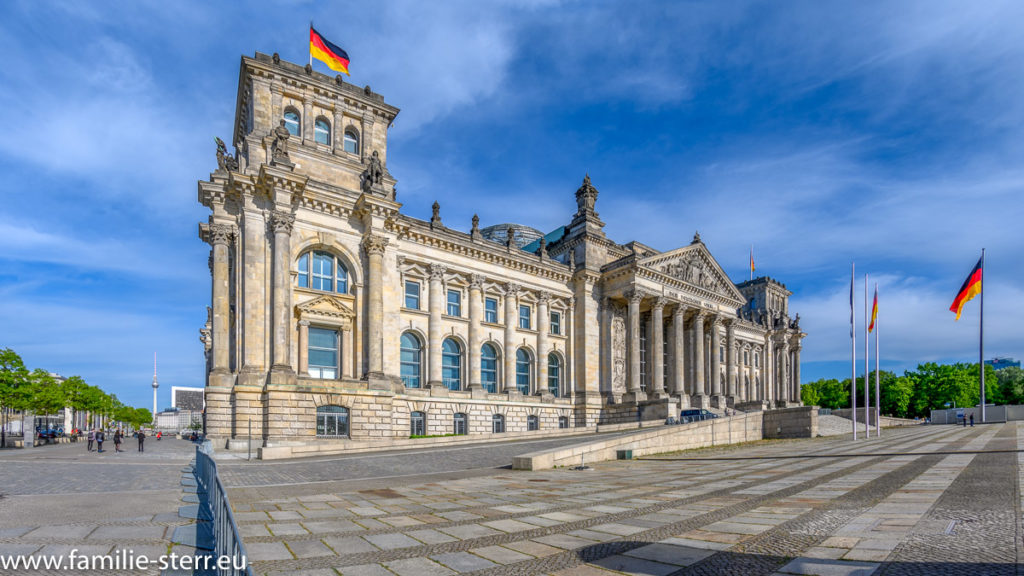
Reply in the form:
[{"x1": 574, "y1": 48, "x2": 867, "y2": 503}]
[{"x1": 679, "y1": 409, "x2": 719, "y2": 424}]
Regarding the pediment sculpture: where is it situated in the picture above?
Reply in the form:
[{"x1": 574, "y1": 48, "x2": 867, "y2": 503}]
[
  {"x1": 295, "y1": 295, "x2": 355, "y2": 328},
  {"x1": 661, "y1": 254, "x2": 723, "y2": 293}
]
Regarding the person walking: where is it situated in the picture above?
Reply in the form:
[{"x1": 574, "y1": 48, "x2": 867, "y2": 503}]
[
  {"x1": 970, "y1": 413, "x2": 975, "y2": 427},
  {"x1": 87, "y1": 429, "x2": 95, "y2": 452},
  {"x1": 113, "y1": 429, "x2": 123, "y2": 453},
  {"x1": 137, "y1": 429, "x2": 145, "y2": 452},
  {"x1": 96, "y1": 429, "x2": 105, "y2": 453}
]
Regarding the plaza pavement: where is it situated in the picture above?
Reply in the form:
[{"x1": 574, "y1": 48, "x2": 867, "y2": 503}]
[
  {"x1": 219, "y1": 423, "x2": 1024, "y2": 576},
  {"x1": 0, "y1": 437, "x2": 204, "y2": 575}
]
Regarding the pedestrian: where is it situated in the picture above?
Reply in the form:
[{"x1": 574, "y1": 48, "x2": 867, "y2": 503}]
[
  {"x1": 963, "y1": 415, "x2": 967, "y2": 427},
  {"x1": 87, "y1": 429, "x2": 95, "y2": 452},
  {"x1": 114, "y1": 429, "x2": 123, "y2": 453},
  {"x1": 96, "y1": 429, "x2": 105, "y2": 452},
  {"x1": 137, "y1": 429, "x2": 145, "y2": 452},
  {"x1": 970, "y1": 414, "x2": 974, "y2": 427}
]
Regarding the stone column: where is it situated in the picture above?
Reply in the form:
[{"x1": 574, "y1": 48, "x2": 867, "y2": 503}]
[
  {"x1": 650, "y1": 297, "x2": 666, "y2": 396},
  {"x1": 600, "y1": 297, "x2": 612, "y2": 395},
  {"x1": 208, "y1": 224, "x2": 234, "y2": 374},
  {"x1": 361, "y1": 114, "x2": 372, "y2": 162},
  {"x1": 710, "y1": 315, "x2": 722, "y2": 397},
  {"x1": 671, "y1": 305, "x2": 687, "y2": 397},
  {"x1": 269, "y1": 211, "x2": 295, "y2": 375},
  {"x1": 239, "y1": 210, "x2": 267, "y2": 385},
  {"x1": 427, "y1": 264, "x2": 446, "y2": 388},
  {"x1": 342, "y1": 328, "x2": 353, "y2": 378},
  {"x1": 297, "y1": 320, "x2": 310, "y2": 376},
  {"x1": 332, "y1": 110, "x2": 344, "y2": 155},
  {"x1": 361, "y1": 234, "x2": 388, "y2": 378},
  {"x1": 565, "y1": 297, "x2": 575, "y2": 399},
  {"x1": 537, "y1": 292, "x2": 551, "y2": 395},
  {"x1": 793, "y1": 344, "x2": 802, "y2": 403},
  {"x1": 468, "y1": 275, "x2": 484, "y2": 389},
  {"x1": 626, "y1": 289, "x2": 644, "y2": 397},
  {"x1": 692, "y1": 311, "x2": 705, "y2": 397},
  {"x1": 302, "y1": 100, "x2": 313, "y2": 146},
  {"x1": 725, "y1": 320, "x2": 736, "y2": 398},
  {"x1": 778, "y1": 343, "x2": 790, "y2": 402},
  {"x1": 503, "y1": 283, "x2": 520, "y2": 393}
]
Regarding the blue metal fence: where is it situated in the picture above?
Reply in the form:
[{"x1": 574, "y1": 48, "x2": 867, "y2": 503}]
[{"x1": 195, "y1": 442, "x2": 254, "y2": 576}]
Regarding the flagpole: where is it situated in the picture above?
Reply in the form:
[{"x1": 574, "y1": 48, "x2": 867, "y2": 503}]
[
  {"x1": 864, "y1": 273, "x2": 869, "y2": 437},
  {"x1": 309, "y1": 21, "x2": 314, "y2": 67},
  {"x1": 875, "y1": 282, "x2": 880, "y2": 437},
  {"x1": 980, "y1": 248, "x2": 985, "y2": 423},
  {"x1": 851, "y1": 262, "x2": 857, "y2": 440}
]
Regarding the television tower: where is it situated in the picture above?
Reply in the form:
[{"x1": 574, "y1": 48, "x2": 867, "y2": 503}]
[{"x1": 152, "y1": 353, "x2": 159, "y2": 421}]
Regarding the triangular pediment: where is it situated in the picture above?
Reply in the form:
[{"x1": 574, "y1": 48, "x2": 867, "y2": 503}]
[
  {"x1": 638, "y1": 243, "x2": 746, "y2": 303},
  {"x1": 295, "y1": 294, "x2": 356, "y2": 323}
]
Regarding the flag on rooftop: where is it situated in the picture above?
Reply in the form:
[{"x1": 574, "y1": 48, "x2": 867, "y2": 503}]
[{"x1": 310, "y1": 26, "x2": 350, "y2": 75}]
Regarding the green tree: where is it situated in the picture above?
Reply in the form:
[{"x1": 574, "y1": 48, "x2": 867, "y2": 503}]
[
  {"x1": 79, "y1": 385, "x2": 106, "y2": 427},
  {"x1": 61, "y1": 375, "x2": 88, "y2": 430},
  {"x1": 0, "y1": 348, "x2": 30, "y2": 446},
  {"x1": 25, "y1": 369, "x2": 67, "y2": 417},
  {"x1": 995, "y1": 367, "x2": 1024, "y2": 405}
]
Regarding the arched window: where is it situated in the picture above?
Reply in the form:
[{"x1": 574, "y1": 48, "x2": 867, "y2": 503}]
[
  {"x1": 547, "y1": 353, "x2": 561, "y2": 397},
  {"x1": 481, "y1": 343, "x2": 498, "y2": 393},
  {"x1": 284, "y1": 108, "x2": 300, "y2": 136},
  {"x1": 297, "y1": 251, "x2": 349, "y2": 294},
  {"x1": 316, "y1": 405, "x2": 349, "y2": 437},
  {"x1": 314, "y1": 117, "x2": 331, "y2": 145},
  {"x1": 453, "y1": 413, "x2": 467, "y2": 435},
  {"x1": 527, "y1": 415, "x2": 539, "y2": 431},
  {"x1": 400, "y1": 332, "x2": 422, "y2": 388},
  {"x1": 492, "y1": 413, "x2": 505, "y2": 433},
  {"x1": 515, "y1": 348, "x2": 532, "y2": 395},
  {"x1": 410, "y1": 411, "x2": 426, "y2": 436},
  {"x1": 343, "y1": 129, "x2": 359, "y2": 154},
  {"x1": 442, "y1": 338, "x2": 462, "y2": 391}
]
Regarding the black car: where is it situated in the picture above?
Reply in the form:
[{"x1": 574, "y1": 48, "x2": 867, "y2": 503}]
[{"x1": 679, "y1": 409, "x2": 719, "y2": 424}]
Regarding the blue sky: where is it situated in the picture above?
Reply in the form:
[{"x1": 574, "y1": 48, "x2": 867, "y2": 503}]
[{"x1": 2, "y1": 1, "x2": 1022, "y2": 410}]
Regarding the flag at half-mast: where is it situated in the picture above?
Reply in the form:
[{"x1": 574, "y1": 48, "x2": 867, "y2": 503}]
[
  {"x1": 310, "y1": 26, "x2": 350, "y2": 75},
  {"x1": 869, "y1": 286, "x2": 878, "y2": 333},
  {"x1": 950, "y1": 256, "x2": 983, "y2": 321}
]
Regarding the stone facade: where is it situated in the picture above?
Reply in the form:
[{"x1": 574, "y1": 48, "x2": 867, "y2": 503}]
[{"x1": 197, "y1": 52, "x2": 807, "y2": 449}]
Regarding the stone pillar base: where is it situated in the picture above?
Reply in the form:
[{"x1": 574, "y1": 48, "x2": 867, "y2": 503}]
[
  {"x1": 428, "y1": 386, "x2": 451, "y2": 397},
  {"x1": 690, "y1": 394, "x2": 711, "y2": 410},
  {"x1": 735, "y1": 400, "x2": 769, "y2": 412},
  {"x1": 204, "y1": 385, "x2": 234, "y2": 440},
  {"x1": 774, "y1": 400, "x2": 802, "y2": 409},
  {"x1": 710, "y1": 394, "x2": 727, "y2": 409},
  {"x1": 268, "y1": 366, "x2": 297, "y2": 387},
  {"x1": 622, "y1": 391, "x2": 648, "y2": 404},
  {"x1": 367, "y1": 373, "x2": 399, "y2": 392},
  {"x1": 237, "y1": 366, "x2": 266, "y2": 389},
  {"x1": 673, "y1": 393, "x2": 692, "y2": 410},
  {"x1": 638, "y1": 396, "x2": 678, "y2": 422},
  {"x1": 470, "y1": 386, "x2": 489, "y2": 399},
  {"x1": 232, "y1": 388, "x2": 265, "y2": 440}
]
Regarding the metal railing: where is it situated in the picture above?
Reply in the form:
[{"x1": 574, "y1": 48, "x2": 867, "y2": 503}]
[{"x1": 195, "y1": 441, "x2": 254, "y2": 576}]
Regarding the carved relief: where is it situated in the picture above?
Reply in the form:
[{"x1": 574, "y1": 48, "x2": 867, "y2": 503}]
[
  {"x1": 269, "y1": 211, "x2": 295, "y2": 235},
  {"x1": 361, "y1": 234, "x2": 388, "y2": 256},
  {"x1": 611, "y1": 303, "x2": 627, "y2": 395},
  {"x1": 660, "y1": 253, "x2": 725, "y2": 294}
]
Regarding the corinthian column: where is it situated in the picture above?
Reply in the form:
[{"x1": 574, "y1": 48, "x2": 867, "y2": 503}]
[
  {"x1": 626, "y1": 289, "x2": 644, "y2": 397},
  {"x1": 361, "y1": 233, "x2": 388, "y2": 377},
  {"x1": 793, "y1": 344, "x2": 802, "y2": 403},
  {"x1": 710, "y1": 315, "x2": 722, "y2": 397},
  {"x1": 671, "y1": 305, "x2": 687, "y2": 397},
  {"x1": 468, "y1": 275, "x2": 484, "y2": 389},
  {"x1": 692, "y1": 311, "x2": 705, "y2": 397},
  {"x1": 427, "y1": 263, "x2": 446, "y2": 388},
  {"x1": 269, "y1": 211, "x2": 295, "y2": 373},
  {"x1": 208, "y1": 224, "x2": 234, "y2": 374},
  {"x1": 725, "y1": 320, "x2": 736, "y2": 398},
  {"x1": 650, "y1": 297, "x2": 666, "y2": 396},
  {"x1": 537, "y1": 291, "x2": 551, "y2": 395},
  {"x1": 504, "y1": 283, "x2": 520, "y2": 393}
]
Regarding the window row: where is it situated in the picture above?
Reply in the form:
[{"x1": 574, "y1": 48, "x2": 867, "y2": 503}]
[
  {"x1": 282, "y1": 107, "x2": 360, "y2": 152},
  {"x1": 404, "y1": 281, "x2": 563, "y2": 334},
  {"x1": 401, "y1": 333, "x2": 564, "y2": 396},
  {"x1": 316, "y1": 405, "x2": 570, "y2": 438}
]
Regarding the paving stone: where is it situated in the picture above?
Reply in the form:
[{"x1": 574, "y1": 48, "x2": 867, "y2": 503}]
[
  {"x1": 590, "y1": 553, "x2": 678, "y2": 575},
  {"x1": 335, "y1": 564, "x2": 396, "y2": 576},
  {"x1": 363, "y1": 532, "x2": 423, "y2": 550},
  {"x1": 534, "y1": 533, "x2": 600, "y2": 550},
  {"x1": 430, "y1": 551, "x2": 499, "y2": 572},
  {"x1": 481, "y1": 518, "x2": 538, "y2": 533},
  {"x1": 302, "y1": 519, "x2": 366, "y2": 534},
  {"x1": 438, "y1": 523, "x2": 502, "y2": 540},
  {"x1": 622, "y1": 542, "x2": 716, "y2": 566},
  {"x1": 246, "y1": 541, "x2": 293, "y2": 561},
  {"x1": 384, "y1": 556, "x2": 457, "y2": 576},
  {"x1": 267, "y1": 522, "x2": 309, "y2": 536},
  {"x1": 469, "y1": 544, "x2": 535, "y2": 564},
  {"x1": 286, "y1": 539, "x2": 336, "y2": 558},
  {"x1": 777, "y1": 557, "x2": 881, "y2": 575},
  {"x1": 503, "y1": 539, "x2": 564, "y2": 557},
  {"x1": 24, "y1": 524, "x2": 97, "y2": 539},
  {"x1": 89, "y1": 524, "x2": 166, "y2": 540},
  {"x1": 323, "y1": 536, "x2": 380, "y2": 555},
  {"x1": 406, "y1": 528, "x2": 460, "y2": 545}
]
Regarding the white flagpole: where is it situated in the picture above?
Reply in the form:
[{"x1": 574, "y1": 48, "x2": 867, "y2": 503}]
[
  {"x1": 875, "y1": 282, "x2": 880, "y2": 437},
  {"x1": 864, "y1": 273, "x2": 869, "y2": 437},
  {"x1": 851, "y1": 262, "x2": 857, "y2": 440},
  {"x1": 980, "y1": 248, "x2": 986, "y2": 422}
]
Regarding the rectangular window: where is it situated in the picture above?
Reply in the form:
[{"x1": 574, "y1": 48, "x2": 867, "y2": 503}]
[
  {"x1": 453, "y1": 414, "x2": 467, "y2": 435},
  {"x1": 550, "y1": 312, "x2": 561, "y2": 335},
  {"x1": 558, "y1": 416, "x2": 569, "y2": 429},
  {"x1": 297, "y1": 253, "x2": 309, "y2": 288},
  {"x1": 447, "y1": 289, "x2": 462, "y2": 317},
  {"x1": 308, "y1": 327, "x2": 338, "y2": 379},
  {"x1": 485, "y1": 298, "x2": 498, "y2": 323},
  {"x1": 404, "y1": 281, "x2": 420, "y2": 310},
  {"x1": 519, "y1": 305, "x2": 531, "y2": 330},
  {"x1": 410, "y1": 412, "x2": 425, "y2": 436}
]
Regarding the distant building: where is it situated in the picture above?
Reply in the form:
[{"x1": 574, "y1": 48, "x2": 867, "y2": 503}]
[
  {"x1": 155, "y1": 407, "x2": 202, "y2": 432},
  {"x1": 986, "y1": 357, "x2": 1020, "y2": 370},
  {"x1": 171, "y1": 386, "x2": 206, "y2": 412}
]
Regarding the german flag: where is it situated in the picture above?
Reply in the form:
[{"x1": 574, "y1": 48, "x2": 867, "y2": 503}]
[
  {"x1": 310, "y1": 26, "x2": 350, "y2": 75},
  {"x1": 869, "y1": 286, "x2": 878, "y2": 333},
  {"x1": 950, "y1": 256, "x2": 983, "y2": 321}
]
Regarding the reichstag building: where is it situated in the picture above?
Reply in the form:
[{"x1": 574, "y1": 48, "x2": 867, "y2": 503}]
[{"x1": 197, "y1": 53, "x2": 806, "y2": 450}]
